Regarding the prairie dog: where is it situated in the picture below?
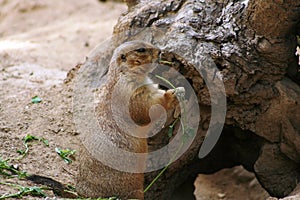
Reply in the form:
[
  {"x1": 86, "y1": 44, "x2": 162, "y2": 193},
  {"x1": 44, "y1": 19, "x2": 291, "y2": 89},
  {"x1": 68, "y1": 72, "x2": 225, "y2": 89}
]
[{"x1": 76, "y1": 41, "x2": 183, "y2": 199}]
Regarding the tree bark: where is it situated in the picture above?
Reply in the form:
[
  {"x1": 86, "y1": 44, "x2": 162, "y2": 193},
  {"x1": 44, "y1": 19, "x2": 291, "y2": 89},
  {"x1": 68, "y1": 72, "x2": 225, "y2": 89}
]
[{"x1": 78, "y1": 0, "x2": 300, "y2": 199}]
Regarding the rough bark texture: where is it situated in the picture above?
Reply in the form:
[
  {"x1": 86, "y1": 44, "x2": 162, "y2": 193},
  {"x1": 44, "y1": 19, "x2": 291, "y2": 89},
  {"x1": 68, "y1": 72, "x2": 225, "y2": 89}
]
[{"x1": 79, "y1": 0, "x2": 300, "y2": 199}]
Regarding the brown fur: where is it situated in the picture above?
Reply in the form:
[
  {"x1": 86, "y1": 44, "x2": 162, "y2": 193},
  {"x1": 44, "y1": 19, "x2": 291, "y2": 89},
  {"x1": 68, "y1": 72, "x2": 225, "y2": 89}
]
[{"x1": 76, "y1": 41, "x2": 182, "y2": 199}]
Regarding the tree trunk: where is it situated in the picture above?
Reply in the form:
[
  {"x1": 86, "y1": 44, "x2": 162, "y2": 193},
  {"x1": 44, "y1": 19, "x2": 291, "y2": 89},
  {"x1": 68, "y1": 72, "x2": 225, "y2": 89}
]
[{"x1": 110, "y1": 0, "x2": 300, "y2": 199}]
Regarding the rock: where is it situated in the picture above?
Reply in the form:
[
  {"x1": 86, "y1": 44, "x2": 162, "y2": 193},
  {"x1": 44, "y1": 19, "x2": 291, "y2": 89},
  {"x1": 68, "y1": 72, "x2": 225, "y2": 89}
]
[
  {"x1": 253, "y1": 78, "x2": 300, "y2": 197},
  {"x1": 254, "y1": 144, "x2": 299, "y2": 197}
]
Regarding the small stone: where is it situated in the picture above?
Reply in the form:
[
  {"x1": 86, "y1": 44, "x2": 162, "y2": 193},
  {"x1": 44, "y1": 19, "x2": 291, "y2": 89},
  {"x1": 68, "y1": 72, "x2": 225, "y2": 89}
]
[
  {"x1": 217, "y1": 193, "x2": 226, "y2": 199},
  {"x1": 13, "y1": 164, "x2": 19, "y2": 170}
]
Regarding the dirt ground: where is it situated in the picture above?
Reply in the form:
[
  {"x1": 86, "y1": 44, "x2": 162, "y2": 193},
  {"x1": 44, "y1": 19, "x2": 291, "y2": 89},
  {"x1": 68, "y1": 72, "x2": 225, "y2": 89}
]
[{"x1": 0, "y1": 0, "x2": 270, "y2": 199}]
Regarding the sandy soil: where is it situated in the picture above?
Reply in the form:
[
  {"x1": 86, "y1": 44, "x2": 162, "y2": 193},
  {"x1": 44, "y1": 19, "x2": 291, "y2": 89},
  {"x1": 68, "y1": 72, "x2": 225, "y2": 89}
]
[{"x1": 0, "y1": 0, "x2": 270, "y2": 199}]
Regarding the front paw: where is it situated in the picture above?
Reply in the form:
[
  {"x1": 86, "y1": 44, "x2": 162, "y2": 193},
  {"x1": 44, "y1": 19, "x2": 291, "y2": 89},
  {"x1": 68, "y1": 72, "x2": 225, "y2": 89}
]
[{"x1": 165, "y1": 87, "x2": 185, "y2": 119}]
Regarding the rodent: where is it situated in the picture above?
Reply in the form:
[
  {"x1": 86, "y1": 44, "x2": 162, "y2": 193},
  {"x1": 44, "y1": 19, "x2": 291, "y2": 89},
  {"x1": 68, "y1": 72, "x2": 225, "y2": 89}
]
[{"x1": 76, "y1": 40, "x2": 183, "y2": 199}]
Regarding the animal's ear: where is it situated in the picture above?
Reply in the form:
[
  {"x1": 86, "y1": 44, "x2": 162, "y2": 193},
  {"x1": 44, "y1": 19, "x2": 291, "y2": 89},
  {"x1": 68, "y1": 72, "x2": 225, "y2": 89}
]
[{"x1": 121, "y1": 54, "x2": 127, "y2": 62}]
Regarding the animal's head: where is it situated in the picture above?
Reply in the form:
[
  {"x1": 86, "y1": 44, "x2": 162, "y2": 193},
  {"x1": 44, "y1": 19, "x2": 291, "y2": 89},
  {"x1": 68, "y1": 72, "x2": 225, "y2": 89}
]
[{"x1": 110, "y1": 41, "x2": 161, "y2": 75}]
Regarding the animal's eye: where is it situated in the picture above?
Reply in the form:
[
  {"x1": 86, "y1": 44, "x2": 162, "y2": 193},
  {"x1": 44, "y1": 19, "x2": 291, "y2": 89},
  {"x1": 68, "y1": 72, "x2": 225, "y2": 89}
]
[
  {"x1": 121, "y1": 54, "x2": 126, "y2": 61},
  {"x1": 135, "y1": 48, "x2": 146, "y2": 53}
]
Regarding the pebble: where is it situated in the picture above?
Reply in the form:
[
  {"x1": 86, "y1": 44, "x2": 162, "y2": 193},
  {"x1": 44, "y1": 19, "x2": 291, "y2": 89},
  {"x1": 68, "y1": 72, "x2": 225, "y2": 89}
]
[{"x1": 217, "y1": 193, "x2": 226, "y2": 199}]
